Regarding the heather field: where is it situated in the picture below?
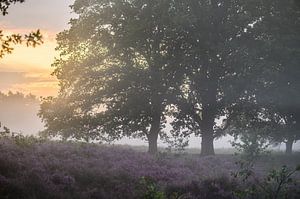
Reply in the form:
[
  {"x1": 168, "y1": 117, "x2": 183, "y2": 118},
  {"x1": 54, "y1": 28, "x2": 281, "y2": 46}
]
[
  {"x1": 1, "y1": 0, "x2": 300, "y2": 199},
  {"x1": 0, "y1": 138, "x2": 299, "y2": 199}
]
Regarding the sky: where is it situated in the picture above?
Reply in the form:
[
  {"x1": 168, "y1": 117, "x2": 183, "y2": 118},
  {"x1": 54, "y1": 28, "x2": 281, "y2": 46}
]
[{"x1": 0, "y1": 0, "x2": 75, "y2": 97}]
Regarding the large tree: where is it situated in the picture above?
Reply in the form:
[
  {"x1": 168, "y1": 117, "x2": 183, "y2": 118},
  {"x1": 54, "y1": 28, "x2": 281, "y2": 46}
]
[
  {"x1": 40, "y1": 0, "x2": 187, "y2": 153},
  {"x1": 40, "y1": 0, "x2": 298, "y2": 156},
  {"x1": 225, "y1": 0, "x2": 300, "y2": 155},
  {"x1": 170, "y1": 0, "x2": 300, "y2": 156},
  {"x1": 263, "y1": 0, "x2": 300, "y2": 154},
  {"x1": 169, "y1": 0, "x2": 273, "y2": 155}
]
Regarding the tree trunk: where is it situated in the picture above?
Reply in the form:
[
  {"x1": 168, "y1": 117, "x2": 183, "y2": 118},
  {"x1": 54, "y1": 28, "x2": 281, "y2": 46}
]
[
  {"x1": 148, "y1": 130, "x2": 159, "y2": 155},
  {"x1": 201, "y1": 128, "x2": 215, "y2": 156},
  {"x1": 200, "y1": 81, "x2": 217, "y2": 156},
  {"x1": 285, "y1": 138, "x2": 293, "y2": 155},
  {"x1": 147, "y1": 112, "x2": 161, "y2": 155},
  {"x1": 200, "y1": 107, "x2": 216, "y2": 156}
]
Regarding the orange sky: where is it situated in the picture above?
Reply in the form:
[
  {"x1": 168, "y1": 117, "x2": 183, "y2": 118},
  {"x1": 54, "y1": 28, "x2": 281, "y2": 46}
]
[
  {"x1": 0, "y1": 31, "x2": 58, "y2": 96},
  {"x1": 0, "y1": 0, "x2": 75, "y2": 97}
]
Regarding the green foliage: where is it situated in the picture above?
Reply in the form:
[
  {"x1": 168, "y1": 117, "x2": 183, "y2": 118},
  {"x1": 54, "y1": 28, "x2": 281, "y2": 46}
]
[
  {"x1": 0, "y1": 29, "x2": 43, "y2": 59},
  {"x1": 0, "y1": 0, "x2": 24, "y2": 15},
  {"x1": 264, "y1": 166, "x2": 297, "y2": 199},
  {"x1": 232, "y1": 0, "x2": 300, "y2": 153},
  {"x1": 0, "y1": 0, "x2": 43, "y2": 58},
  {"x1": 232, "y1": 132, "x2": 300, "y2": 199},
  {"x1": 11, "y1": 133, "x2": 46, "y2": 147},
  {"x1": 160, "y1": 131, "x2": 189, "y2": 154},
  {"x1": 39, "y1": 0, "x2": 300, "y2": 156},
  {"x1": 139, "y1": 177, "x2": 166, "y2": 199},
  {"x1": 234, "y1": 165, "x2": 300, "y2": 199},
  {"x1": 231, "y1": 130, "x2": 270, "y2": 183},
  {"x1": 0, "y1": 123, "x2": 10, "y2": 138},
  {"x1": 232, "y1": 132, "x2": 270, "y2": 162},
  {"x1": 0, "y1": 123, "x2": 46, "y2": 147},
  {"x1": 39, "y1": 0, "x2": 265, "y2": 154},
  {"x1": 40, "y1": 0, "x2": 190, "y2": 153},
  {"x1": 169, "y1": 0, "x2": 272, "y2": 155}
]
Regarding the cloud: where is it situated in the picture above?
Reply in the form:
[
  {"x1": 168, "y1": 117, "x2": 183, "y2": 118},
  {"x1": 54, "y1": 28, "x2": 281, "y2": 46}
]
[
  {"x1": 0, "y1": 71, "x2": 58, "y2": 97},
  {"x1": 0, "y1": 0, "x2": 75, "y2": 97},
  {"x1": 0, "y1": 33, "x2": 58, "y2": 71},
  {"x1": 0, "y1": 28, "x2": 59, "y2": 97},
  {"x1": 0, "y1": 72, "x2": 26, "y2": 86}
]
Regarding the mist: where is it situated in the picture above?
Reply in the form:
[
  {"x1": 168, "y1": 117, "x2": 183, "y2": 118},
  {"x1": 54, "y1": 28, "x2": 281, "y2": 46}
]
[
  {"x1": 0, "y1": 91, "x2": 235, "y2": 148},
  {"x1": 0, "y1": 91, "x2": 43, "y2": 135},
  {"x1": 0, "y1": 91, "x2": 298, "y2": 151},
  {"x1": 0, "y1": 0, "x2": 300, "y2": 198}
]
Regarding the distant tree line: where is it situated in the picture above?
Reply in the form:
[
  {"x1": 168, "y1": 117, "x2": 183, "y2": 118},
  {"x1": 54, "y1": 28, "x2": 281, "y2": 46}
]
[
  {"x1": 0, "y1": 91, "x2": 43, "y2": 135},
  {"x1": 39, "y1": 0, "x2": 300, "y2": 155}
]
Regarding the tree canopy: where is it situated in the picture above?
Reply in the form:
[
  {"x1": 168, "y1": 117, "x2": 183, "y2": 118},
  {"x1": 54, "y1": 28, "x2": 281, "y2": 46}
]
[
  {"x1": 167, "y1": 0, "x2": 274, "y2": 155},
  {"x1": 40, "y1": 0, "x2": 300, "y2": 155},
  {"x1": 227, "y1": 0, "x2": 300, "y2": 154},
  {"x1": 40, "y1": 0, "x2": 189, "y2": 153}
]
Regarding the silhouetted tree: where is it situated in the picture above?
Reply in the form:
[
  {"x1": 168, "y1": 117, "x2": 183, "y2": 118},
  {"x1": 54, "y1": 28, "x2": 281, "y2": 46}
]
[
  {"x1": 229, "y1": 0, "x2": 300, "y2": 155},
  {"x1": 169, "y1": 0, "x2": 275, "y2": 155},
  {"x1": 39, "y1": 0, "x2": 187, "y2": 153},
  {"x1": 264, "y1": 0, "x2": 300, "y2": 154},
  {"x1": 39, "y1": 0, "x2": 299, "y2": 156}
]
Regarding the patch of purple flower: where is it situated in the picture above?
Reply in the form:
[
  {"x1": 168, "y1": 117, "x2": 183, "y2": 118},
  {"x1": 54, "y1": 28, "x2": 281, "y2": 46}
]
[{"x1": 0, "y1": 138, "x2": 299, "y2": 199}]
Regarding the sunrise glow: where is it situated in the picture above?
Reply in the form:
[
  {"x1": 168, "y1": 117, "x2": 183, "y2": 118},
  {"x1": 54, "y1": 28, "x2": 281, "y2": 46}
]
[
  {"x1": 0, "y1": 30, "x2": 58, "y2": 96},
  {"x1": 0, "y1": 0, "x2": 74, "y2": 97}
]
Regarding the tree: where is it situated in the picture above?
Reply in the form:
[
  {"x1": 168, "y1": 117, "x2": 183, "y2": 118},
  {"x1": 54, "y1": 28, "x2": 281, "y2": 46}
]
[
  {"x1": 169, "y1": 0, "x2": 273, "y2": 155},
  {"x1": 39, "y1": 0, "x2": 298, "y2": 156},
  {"x1": 169, "y1": 0, "x2": 300, "y2": 156},
  {"x1": 242, "y1": 0, "x2": 300, "y2": 154},
  {"x1": 39, "y1": 0, "x2": 187, "y2": 153},
  {"x1": 226, "y1": 0, "x2": 300, "y2": 155},
  {"x1": 0, "y1": 0, "x2": 43, "y2": 58},
  {"x1": 265, "y1": 0, "x2": 300, "y2": 154},
  {"x1": 269, "y1": 113, "x2": 300, "y2": 155}
]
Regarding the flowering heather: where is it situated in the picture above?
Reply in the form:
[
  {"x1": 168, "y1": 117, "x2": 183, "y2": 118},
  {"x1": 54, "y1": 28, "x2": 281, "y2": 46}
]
[{"x1": 0, "y1": 138, "x2": 299, "y2": 199}]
